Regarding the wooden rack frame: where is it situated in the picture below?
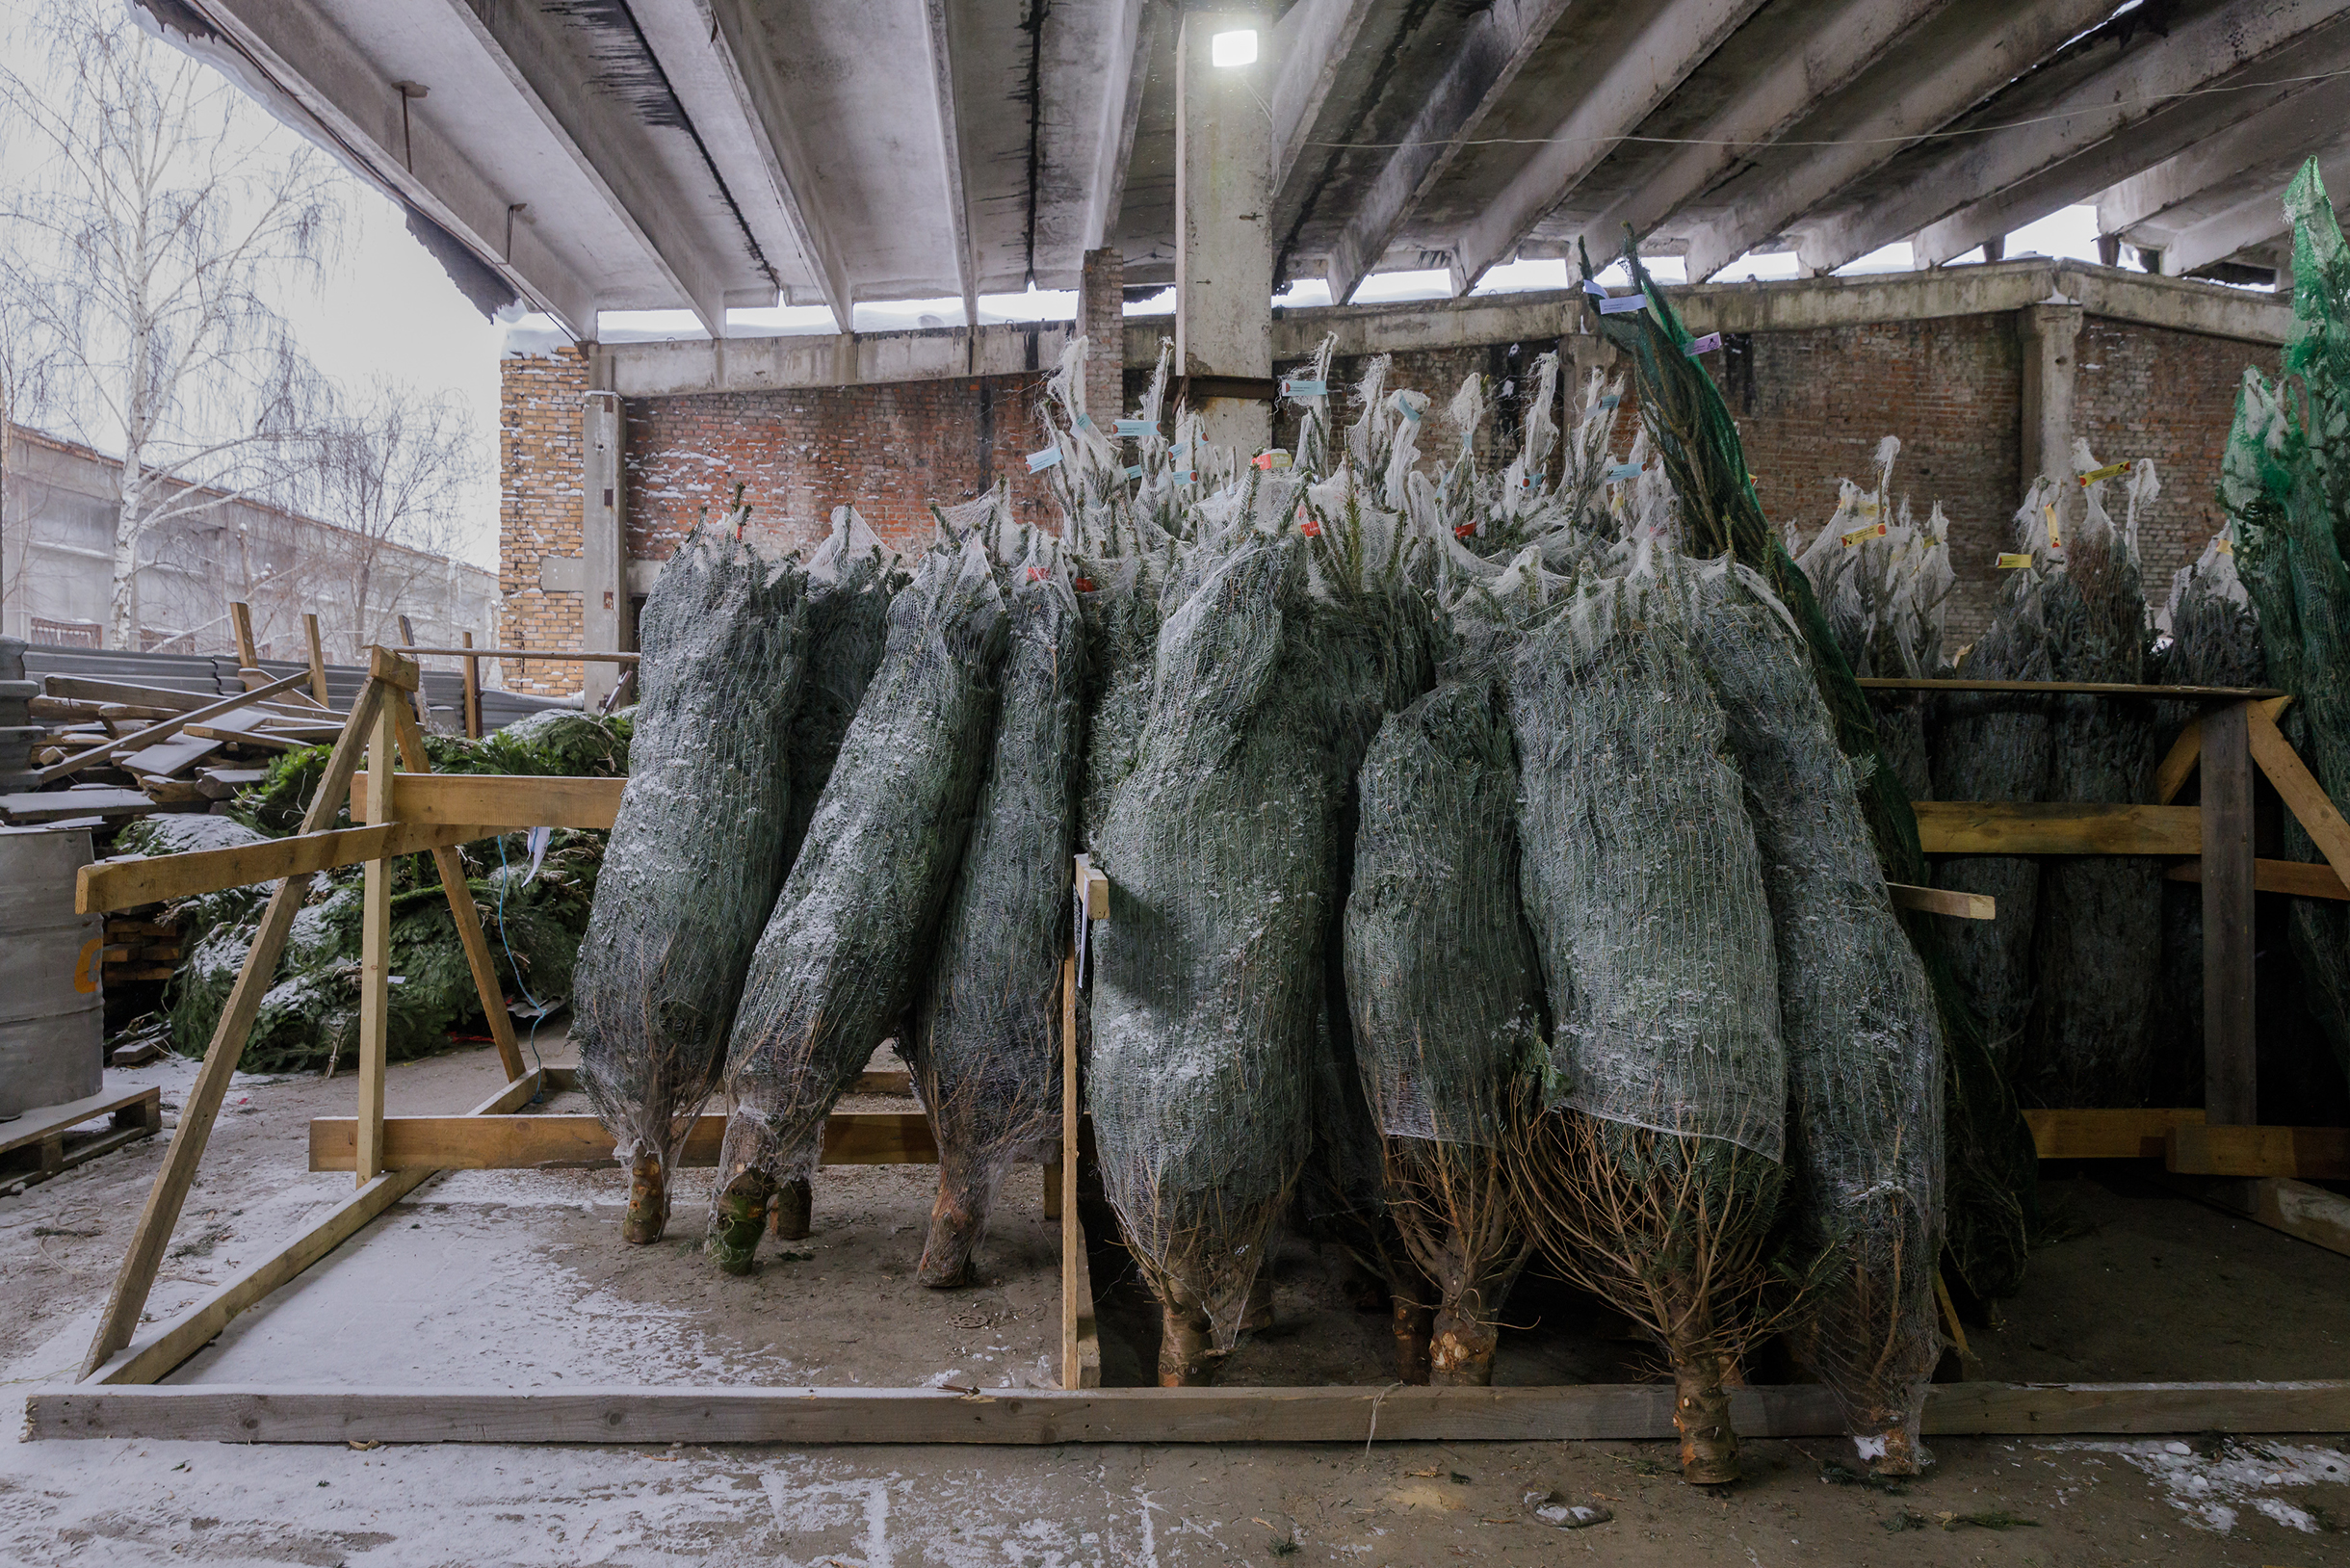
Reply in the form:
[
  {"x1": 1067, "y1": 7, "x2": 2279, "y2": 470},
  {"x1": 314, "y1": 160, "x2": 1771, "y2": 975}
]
[{"x1": 28, "y1": 666, "x2": 2350, "y2": 1445}]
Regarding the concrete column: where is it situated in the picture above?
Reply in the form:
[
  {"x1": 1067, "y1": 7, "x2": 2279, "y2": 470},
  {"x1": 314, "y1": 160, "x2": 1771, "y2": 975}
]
[
  {"x1": 1082, "y1": 247, "x2": 1126, "y2": 423},
  {"x1": 1176, "y1": 10, "x2": 1272, "y2": 457},
  {"x1": 2017, "y1": 302, "x2": 2083, "y2": 485},
  {"x1": 1561, "y1": 325, "x2": 1618, "y2": 396},
  {"x1": 580, "y1": 388, "x2": 626, "y2": 709}
]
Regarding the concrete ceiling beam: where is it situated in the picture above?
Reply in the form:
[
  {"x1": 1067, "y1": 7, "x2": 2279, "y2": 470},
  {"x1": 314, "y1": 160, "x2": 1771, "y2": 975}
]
[
  {"x1": 921, "y1": 0, "x2": 979, "y2": 327},
  {"x1": 1449, "y1": 0, "x2": 1768, "y2": 295},
  {"x1": 1322, "y1": 0, "x2": 1572, "y2": 304},
  {"x1": 1910, "y1": 21, "x2": 2350, "y2": 270},
  {"x1": 1677, "y1": 0, "x2": 2113, "y2": 283},
  {"x1": 1082, "y1": 0, "x2": 1158, "y2": 257},
  {"x1": 1801, "y1": 0, "x2": 2350, "y2": 276},
  {"x1": 1551, "y1": 0, "x2": 1946, "y2": 279},
  {"x1": 1270, "y1": 0, "x2": 1393, "y2": 189},
  {"x1": 165, "y1": 0, "x2": 598, "y2": 334},
  {"x1": 2146, "y1": 139, "x2": 2350, "y2": 276},
  {"x1": 2093, "y1": 75, "x2": 2350, "y2": 240}
]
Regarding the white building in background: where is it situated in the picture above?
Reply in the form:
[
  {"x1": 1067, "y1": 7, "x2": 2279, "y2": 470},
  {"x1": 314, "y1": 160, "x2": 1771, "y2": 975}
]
[{"x1": 1, "y1": 423, "x2": 499, "y2": 666}]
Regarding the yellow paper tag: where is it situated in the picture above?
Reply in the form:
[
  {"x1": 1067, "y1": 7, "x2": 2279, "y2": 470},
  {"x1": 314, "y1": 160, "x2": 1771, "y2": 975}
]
[
  {"x1": 2215, "y1": 536, "x2": 2234, "y2": 556},
  {"x1": 1841, "y1": 521, "x2": 1889, "y2": 547},
  {"x1": 2043, "y1": 501, "x2": 2062, "y2": 549},
  {"x1": 1997, "y1": 552, "x2": 2034, "y2": 569},
  {"x1": 2076, "y1": 460, "x2": 2128, "y2": 485},
  {"x1": 1855, "y1": 497, "x2": 1880, "y2": 517}
]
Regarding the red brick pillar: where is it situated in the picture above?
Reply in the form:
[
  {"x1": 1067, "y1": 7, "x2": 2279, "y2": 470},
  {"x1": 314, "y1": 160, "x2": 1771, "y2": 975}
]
[{"x1": 1082, "y1": 247, "x2": 1125, "y2": 422}]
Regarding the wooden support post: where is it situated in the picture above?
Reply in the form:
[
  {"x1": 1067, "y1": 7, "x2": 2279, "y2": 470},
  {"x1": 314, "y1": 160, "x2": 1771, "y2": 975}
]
[
  {"x1": 2204, "y1": 700, "x2": 2257, "y2": 1125},
  {"x1": 1060, "y1": 947, "x2": 1100, "y2": 1390},
  {"x1": 303, "y1": 613, "x2": 330, "y2": 707},
  {"x1": 384, "y1": 698, "x2": 526, "y2": 1081},
  {"x1": 356, "y1": 699, "x2": 396, "y2": 1184},
  {"x1": 78, "y1": 678, "x2": 390, "y2": 1378},
  {"x1": 395, "y1": 615, "x2": 430, "y2": 729},
  {"x1": 228, "y1": 601, "x2": 266, "y2": 689},
  {"x1": 460, "y1": 631, "x2": 482, "y2": 740}
]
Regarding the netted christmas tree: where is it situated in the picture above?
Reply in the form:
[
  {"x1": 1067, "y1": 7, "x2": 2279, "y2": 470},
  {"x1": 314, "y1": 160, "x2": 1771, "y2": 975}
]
[
  {"x1": 784, "y1": 507, "x2": 902, "y2": 875},
  {"x1": 1688, "y1": 561, "x2": 1944, "y2": 1476},
  {"x1": 1501, "y1": 551, "x2": 1788, "y2": 1485},
  {"x1": 711, "y1": 534, "x2": 1008, "y2": 1273},
  {"x1": 572, "y1": 523, "x2": 812, "y2": 1243},
  {"x1": 907, "y1": 529, "x2": 1086, "y2": 1287}
]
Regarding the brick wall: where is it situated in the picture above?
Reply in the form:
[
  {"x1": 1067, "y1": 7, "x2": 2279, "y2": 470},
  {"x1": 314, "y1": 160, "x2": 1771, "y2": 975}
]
[
  {"x1": 499, "y1": 345, "x2": 590, "y2": 695},
  {"x1": 621, "y1": 375, "x2": 1059, "y2": 568}
]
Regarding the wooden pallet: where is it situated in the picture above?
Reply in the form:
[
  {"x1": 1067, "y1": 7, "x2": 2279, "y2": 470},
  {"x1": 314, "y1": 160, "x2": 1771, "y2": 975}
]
[{"x1": 0, "y1": 1085, "x2": 164, "y2": 1195}]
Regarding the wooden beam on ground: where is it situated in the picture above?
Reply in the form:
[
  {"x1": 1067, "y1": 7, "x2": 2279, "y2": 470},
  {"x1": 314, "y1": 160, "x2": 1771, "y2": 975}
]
[
  {"x1": 86, "y1": 1070, "x2": 552, "y2": 1388},
  {"x1": 350, "y1": 772, "x2": 622, "y2": 831},
  {"x1": 2164, "y1": 858, "x2": 2350, "y2": 900},
  {"x1": 2024, "y1": 1108, "x2": 2205, "y2": 1161},
  {"x1": 1887, "y1": 882, "x2": 1995, "y2": 919},
  {"x1": 77, "y1": 820, "x2": 494, "y2": 914},
  {"x1": 307, "y1": 1111, "x2": 937, "y2": 1173},
  {"x1": 1856, "y1": 678, "x2": 2282, "y2": 698},
  {"x1": 2178, "y1": 1176, "x2": 2350, "y2": 1260},
  {"x1": 79, "y1": 680, "x2": 390, "y2": 1379},
  {"x1": 2204, "y1": 701, "x2": 2258, "y2": 1125},
  {"x1": 2167, "y1": 1123, "x2": 2350, "y2": 1181},
  {"x1": 27, "y1": 1380, "x2": 2350, "y2": 1446},
  {"x1": 1913, "y1": 802, "x2": 2203, "y2": 856},
  {"x1": 31, "y1": 670, "x2": 312, "y2": 786},
  {"x1": 385, "y1": 699, "x2": 526, "y2": 1082}
]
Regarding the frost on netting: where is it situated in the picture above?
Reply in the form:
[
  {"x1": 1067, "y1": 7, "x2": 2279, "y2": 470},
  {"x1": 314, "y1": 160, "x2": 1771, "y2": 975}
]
[
  {"x1": 783, "y1": 506, "x2": 901, "y2": 875},
  {"x1": 908, "y1": 530, "x2": 1086, "y2": 1288},
  {"x1": 571, "y1": 524, "x2": 813, "y2": 1243},
  {"x1": 1501, "y1": 547, "x2": 1787, "y2": 1484},
  {"x1": 1932, "y1": 483, "x2": 2060, "y2": 1082},
  {"x1": 712, "y1": 533, "x2": 1007, "y2": 1272},
  {"x1": 2027, "y1": 450, "x2": 2161, "y2": 1109},
  {"x1": 1342, "y1": 676, "x2": 1543, "y2": 1384},
  {"x1": 1687, "y1": 560, "x2": 1944, "y2": 1476}
]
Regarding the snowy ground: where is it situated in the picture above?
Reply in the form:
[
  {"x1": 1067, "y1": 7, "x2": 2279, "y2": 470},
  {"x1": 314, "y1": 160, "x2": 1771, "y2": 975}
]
[{"x1": 1, "y1": 1043, "x2": 2344, "y2": 1565}]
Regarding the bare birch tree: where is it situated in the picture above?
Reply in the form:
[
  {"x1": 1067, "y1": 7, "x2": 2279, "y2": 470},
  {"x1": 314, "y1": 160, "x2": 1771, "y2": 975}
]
[
  {"x1": 305, "y1": 379, "x2": 483, "y2": 658},
  {"x1": 0, "y1": 3, "x2": 341, "y2": 648}
]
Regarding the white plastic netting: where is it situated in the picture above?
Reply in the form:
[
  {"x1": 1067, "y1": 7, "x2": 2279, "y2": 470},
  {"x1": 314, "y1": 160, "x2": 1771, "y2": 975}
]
[
  {"x1": 714, "y1": 534, "x2": 1008, "y2": 1254},
  {"x1": 573, "y1": 524, "x2": 813, "y2": 1241},
  {"x1": 783, "y1": 507, "x2": 902, "y2": 873}
]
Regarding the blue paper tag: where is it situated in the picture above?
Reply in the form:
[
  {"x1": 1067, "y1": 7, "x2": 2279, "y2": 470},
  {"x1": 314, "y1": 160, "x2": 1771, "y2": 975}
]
[
  {"x1": 1169, "y1": 442, "x2": 1189, "y2": 458},
  {"x1": 1280, "y1": 378, "x2": 1328, "y2": 399},
  {"x1": 1684, "y1": 332, "x2": 1722, "y2": 356},
  {"x1": 1400, "y1": 403, "x2": 1422, "y2": 422},
  {"x1": 1598, "y1": 295, "x2": 1647, "y2": 316},
  {"x1": 1600, "y1": 394, "x2": 1621, "y2": 409},
  {"x1": 1124, "y1": 465, "x2": 1142, "y2": 480},
  {"x1": 1075, "y1": 413, "x2": 1095, "y2": 431},
  {"x1": 1114, "y1": 419, "x2": 1150, "y2": 438},
  {"x1": 1605, "y1": 462, "x2": 1642, "y2": 482},
  {"x1": 1582, "y1": 278, "x2": 1608, "y2": 298},
  {"x1": 1027, "y1": 446, "x2": 1064, "y2": 472}
]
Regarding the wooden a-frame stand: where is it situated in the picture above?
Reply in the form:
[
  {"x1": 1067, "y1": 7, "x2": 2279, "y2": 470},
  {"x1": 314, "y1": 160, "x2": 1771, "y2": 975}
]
[{"x1": 29, "y1": 668, "x2": 2350, "y2": 1444}]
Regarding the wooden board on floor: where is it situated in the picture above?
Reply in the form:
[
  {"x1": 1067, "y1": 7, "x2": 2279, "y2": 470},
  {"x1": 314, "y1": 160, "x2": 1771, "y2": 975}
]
[
  {"x1": 0, "y1": 1085, "x2": 160, "y2": 1161},
  {"x1": 2024, "y1": 1108, "x2": 2205, "y2": 1162},
  {"x1": 349, "y1": 771, "x2": 622, "y2": 831},
  {"x1": 117, "y1": 733, "x2": 222, "y2": 778},
  {"x1": 308, "y1": 1110, "x2": 937, "y2": 1172},
  {"x1": 2, "y1": 789, "x2": 162, "y2": 823},
  {"x1": 2167, "y1": 1123, "x2": 2350, "y2": 1180},
  {"x1": 25, "y1": 1380, "x2": 2350, "y2": 1447},
  {"x1": 1913, "y1": 802, "x2": 2203, "y2": 856},
  {"x1": 2180, "y1": 1177, "x2": 2350, "y2": 1259}
]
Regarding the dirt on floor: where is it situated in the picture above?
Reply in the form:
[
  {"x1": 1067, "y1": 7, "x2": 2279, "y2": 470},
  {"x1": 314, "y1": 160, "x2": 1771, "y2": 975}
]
[{"x1": 1, "y1": 1035, "x2": 2346, "y2": 1566}]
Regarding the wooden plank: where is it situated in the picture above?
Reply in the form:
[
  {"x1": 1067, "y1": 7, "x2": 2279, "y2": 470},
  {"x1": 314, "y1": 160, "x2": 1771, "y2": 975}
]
[
  {"x1": 2205, "y1": 702, "x2": 2259, "y2": 1125},
  {"x1": 78, "y1": 680, "x2": 389, "y2": 1379},
  {"x1": 367, "y1": 646, "x2": 420, "y2": 692},
  {"x1": 350, "y1": 771, "x2": 622, "y2": 831},
  {"x1": 1912, "y1": 801, "x2": 2202, "y2": 855},
  {"x1": 307, "y1": 1110, "x2": 938, "y2": 1172},
  {"x1": 2167, "y1": 1123, "x2": 2350, "y2": 1180},
  {"x1": 27, "y1": 1380, "x2": 2350, "y2": 1447},
  {"x1": 2165, "y1": 858, "x2": 2350, "y2": 900},
  {"x1": 37, "y1": 677, "x2": 214, "y2": 714},
  {"x1": 229, "y1": 602, "x2": 260, "y2": 682},
  {"x1": 1856, "y1": 678, "x2": 2282, "y2": 698},
  {"x1": 2154, "y1": 715, "x2": 2202, "y2": 805},
  {"x1": 1059, "y1": 952, "x2": 1100, "y2": 1391},
  {"x1": 30, "y1": 670, "x2": 313, "y2": 785},
  {"x1": 384, "y1": 698, "x2": 526, "y2": 1082},
  {"x1": 2024, "y1": 1108, "x2": 2205, "y2": 1161},
  {"x1": 87, "y1": 1070, "x2": 552, "y2": 1388},
  {"x1": 355, "y1": 702, "x2": 395, "y2": 1186},
  {"x1": 2, "y1": 789, "x2": 162, "y2": 823},
  {"x1": 1886, "y1": 882, "x2": 1995, "y2": 919},
  {"x1": 77, "y1": 820, "x2": 493, "y2": 914},
  {"x1": 117, "y1": 733, "x2": 222, "y2": 778},
  {"x1": 396, "y1": 646, "x2": 639, "y2": 665},
  {"x1": 0, "y1": 1086, "x2": 162, "y2": 1161},
  {"x1": 460, "y1": 631, "x2": 481, "y2": 740},
  {"x1": 303, "y1": 613, "x2": 329, "y2": 706},
  {"x1": 2183, "y1": 1177, "x2": 2350, "y2": 1259},
  {"x1": 2248, "y1": 704, "x2": 2350, "y2": 895},
  {"x1": 1073, "y1": 853, "x2": 1109, "y2": 921}
]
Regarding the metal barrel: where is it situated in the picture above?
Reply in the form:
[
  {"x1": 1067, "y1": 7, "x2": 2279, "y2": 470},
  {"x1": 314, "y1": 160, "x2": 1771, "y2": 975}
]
[{"x1": 0, "y1": 823, "x2": 104, "y2": 1119}]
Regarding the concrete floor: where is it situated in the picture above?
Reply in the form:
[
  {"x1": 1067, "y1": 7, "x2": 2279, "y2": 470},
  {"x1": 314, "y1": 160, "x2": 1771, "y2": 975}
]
[{"x1": 2, "y1": 1038, "x2": 2346, "y2": 1566}]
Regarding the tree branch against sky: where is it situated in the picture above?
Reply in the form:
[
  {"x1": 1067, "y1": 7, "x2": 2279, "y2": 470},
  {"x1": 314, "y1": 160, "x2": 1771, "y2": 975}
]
[
  {"x1": 0, "y1": 2, "x2": 346, "y2": 647},
  {"x1": 306, "y1": 379, "x2": 483, "y2": 659}
]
